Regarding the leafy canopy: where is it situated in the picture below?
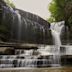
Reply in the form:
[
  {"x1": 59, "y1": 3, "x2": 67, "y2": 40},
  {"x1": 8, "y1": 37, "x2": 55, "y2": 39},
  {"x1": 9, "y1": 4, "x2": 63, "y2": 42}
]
[
  {"x1": 4, "y1": 0, "x2": 15, "y2": 8},
  {"x1": 48, "y1": 0, "x2": 72, "y2": 27}
]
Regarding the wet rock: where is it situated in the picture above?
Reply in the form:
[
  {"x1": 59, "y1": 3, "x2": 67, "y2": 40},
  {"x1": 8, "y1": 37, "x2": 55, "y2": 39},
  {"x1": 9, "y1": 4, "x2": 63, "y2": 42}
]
[
  {"x1": 13, "y1": 60, "x2": 18, "y2": 67},
  {"x1": 61, "y1": 26, "x2": 72, "y2": 45},
  {"x1": 37, "y1": 55, "x2": 51, "y2": 67},
  {"x1": 0, "y1": 1, "x2": 53, "y2": 45},
  {"x1": 60, "y1": 46, "x2": 66, "y2": 53},
  {"x1": 0, "y1": 47, "x2": 15, "y2": 55},
  {"x1": 61, "y1": 55, "x2": 72, "y2": 66},
  {"x1": 4, "y1": 48, "x2": 15, "y2": 55}
]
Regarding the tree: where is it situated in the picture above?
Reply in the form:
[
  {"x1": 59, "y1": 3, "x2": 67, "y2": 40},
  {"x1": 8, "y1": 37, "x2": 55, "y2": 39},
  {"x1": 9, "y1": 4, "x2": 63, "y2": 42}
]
[
  {"x1": 48, "y1": 0, "x2": 72, "y2": 30},
  {"x1": 4, "y1": 0, "x2": 15, "y2": 8}
]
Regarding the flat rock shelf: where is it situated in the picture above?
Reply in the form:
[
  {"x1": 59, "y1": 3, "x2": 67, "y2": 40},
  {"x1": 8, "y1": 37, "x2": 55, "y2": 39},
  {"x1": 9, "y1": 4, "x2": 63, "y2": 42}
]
[{"x1": 0, "y1": 67, "x2": 72, "y2": 72}]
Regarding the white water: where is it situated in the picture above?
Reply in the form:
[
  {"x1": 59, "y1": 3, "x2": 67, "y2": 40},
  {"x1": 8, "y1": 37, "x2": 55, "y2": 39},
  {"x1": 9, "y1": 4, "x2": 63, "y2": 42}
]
[
  {"x1": 50, "y1": 21, "x2": 65, "y2": 66},
  {"x1": 0, "y1": 21, "x2": 65, "y2": 68}
]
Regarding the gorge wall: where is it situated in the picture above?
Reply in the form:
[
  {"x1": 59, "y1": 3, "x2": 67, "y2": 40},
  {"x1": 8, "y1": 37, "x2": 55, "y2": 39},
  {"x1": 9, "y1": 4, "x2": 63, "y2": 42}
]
[
  {"x1": 0, "y1": 0, "x2": 53, "y2": 45},
  {"x1": 0, "y1": 0, "x2": 72, "y2": 45}
]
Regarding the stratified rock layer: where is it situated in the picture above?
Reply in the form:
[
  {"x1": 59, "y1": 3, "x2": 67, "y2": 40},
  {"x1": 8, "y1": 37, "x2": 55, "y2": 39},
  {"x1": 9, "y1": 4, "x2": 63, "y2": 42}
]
[{"x1": 0, "y1": 0, "x2": 53, "y2": 45}]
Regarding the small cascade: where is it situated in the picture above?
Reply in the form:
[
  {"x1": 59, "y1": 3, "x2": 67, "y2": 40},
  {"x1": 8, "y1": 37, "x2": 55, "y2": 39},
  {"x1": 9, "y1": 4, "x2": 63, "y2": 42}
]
[
  {"x1": 0, "y1": 46, "x2": 52, "y2": 68},
  {"x1": 15, "y1": 49, "x2": 38, "y2": 67}
]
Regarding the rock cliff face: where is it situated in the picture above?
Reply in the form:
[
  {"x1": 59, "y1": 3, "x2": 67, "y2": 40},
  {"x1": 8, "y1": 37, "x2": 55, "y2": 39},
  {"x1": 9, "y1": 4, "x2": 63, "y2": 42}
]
[
  {"x1": 0, "y1": 0, "x2": 53, "y2": 45},
  {"x1": 61, "y1": 25, "x2": 72, "y2": 45}
]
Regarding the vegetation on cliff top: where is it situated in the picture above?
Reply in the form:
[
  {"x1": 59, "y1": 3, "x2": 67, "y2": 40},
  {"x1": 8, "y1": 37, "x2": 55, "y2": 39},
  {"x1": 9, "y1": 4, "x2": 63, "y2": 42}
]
[
  {"x1": 4, "y1": 0, "x2": 15, "y2": 8},
  {"x1": 48, "y1": 0, "x2": 72, "y2": 29}
]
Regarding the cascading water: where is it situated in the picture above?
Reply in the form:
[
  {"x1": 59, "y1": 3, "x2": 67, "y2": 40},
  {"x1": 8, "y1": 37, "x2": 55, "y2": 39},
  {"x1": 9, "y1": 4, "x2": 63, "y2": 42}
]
[
  {"x1": 1, "y1": 1, "x2": 69, "y2": 68},
  {"x1": 50, "y1": 21, "x2": 64, "y2": 66},
  {"x1": 15, "y1": 11, "x2": 22, "y2": 41},
  {"x1": 0, "y1": 21, "x2": 65, "y2": 68}
]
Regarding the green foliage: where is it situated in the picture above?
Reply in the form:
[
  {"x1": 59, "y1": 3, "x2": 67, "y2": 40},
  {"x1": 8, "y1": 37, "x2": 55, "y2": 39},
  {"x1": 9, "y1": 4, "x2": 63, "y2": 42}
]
[
  {"x1": 48, "y1": 0, "x2": 72, "y2": 27},
  {"x1": 47, "y1": 17, "x2": 55, "y2": 23},
  {"x1": 48, "y1": 0, "x2": 65, "y2": 22},
  {"x1": 4, "y1": 0, "x2": 15, "y2": 8}
]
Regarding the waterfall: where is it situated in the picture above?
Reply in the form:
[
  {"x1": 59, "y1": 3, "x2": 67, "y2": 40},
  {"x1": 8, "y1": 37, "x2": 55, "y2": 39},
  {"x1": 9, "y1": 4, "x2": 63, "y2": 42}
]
[
  {"x1": 15, "y1": 11, "x2": 22, "y2": 41},
  {"x1": 0, "y1": 21, "x2": 65, "y2": 68},
  {"x1": 1, "y1": 1, "x2": 69, "y2": 68},
  {"x1": 50, "y1": 21, "x2": 64, "y2": 66}
]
